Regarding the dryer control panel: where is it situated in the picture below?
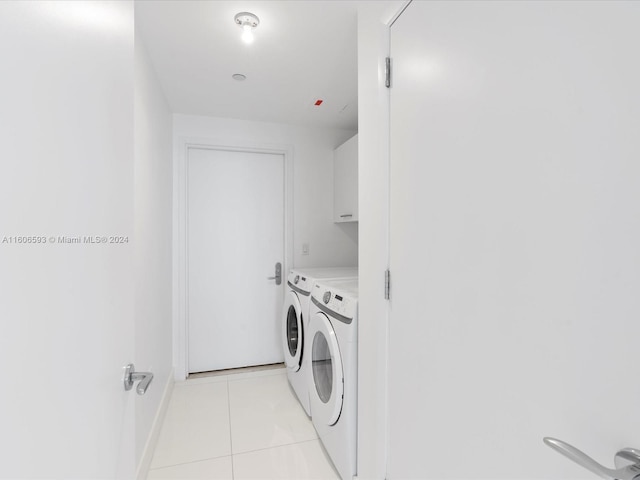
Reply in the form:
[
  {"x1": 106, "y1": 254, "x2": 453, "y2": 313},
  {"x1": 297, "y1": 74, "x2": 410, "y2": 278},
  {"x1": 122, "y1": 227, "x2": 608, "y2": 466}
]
[{"x1": 312, "y1": 281, "x2": 358, "y2": 321}]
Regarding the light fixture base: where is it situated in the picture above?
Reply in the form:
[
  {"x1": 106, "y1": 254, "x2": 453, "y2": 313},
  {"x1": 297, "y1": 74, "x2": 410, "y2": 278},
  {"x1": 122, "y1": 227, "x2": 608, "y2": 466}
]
[{"x1": 234, "y1": 12, "x2": 259, "y2": 28}]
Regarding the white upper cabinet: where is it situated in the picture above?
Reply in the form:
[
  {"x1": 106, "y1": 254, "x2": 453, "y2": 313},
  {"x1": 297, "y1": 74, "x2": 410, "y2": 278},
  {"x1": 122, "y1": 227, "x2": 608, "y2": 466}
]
[{"x1": 333, "y1": 134, "x2": 358, "y2": 223}]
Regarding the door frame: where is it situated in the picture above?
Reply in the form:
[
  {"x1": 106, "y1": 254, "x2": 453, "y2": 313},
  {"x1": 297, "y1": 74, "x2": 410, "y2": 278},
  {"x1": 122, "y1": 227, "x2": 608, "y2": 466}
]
[
  {"x1": 174, "y1": 136, "x2": 294, "y2": 380},
  {"x1": 355, "y1": 1, "x2": 410, "y2": 479}
]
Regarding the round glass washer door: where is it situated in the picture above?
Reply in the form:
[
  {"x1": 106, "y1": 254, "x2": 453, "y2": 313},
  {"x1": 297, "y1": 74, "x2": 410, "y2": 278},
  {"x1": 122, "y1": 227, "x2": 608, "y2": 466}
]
[
  {"x1": 310, "y1": 311, "x2": 343, "y2": 426},
  {"x1": 282, "y1": 290, "x2": 303, "y2": 371}
]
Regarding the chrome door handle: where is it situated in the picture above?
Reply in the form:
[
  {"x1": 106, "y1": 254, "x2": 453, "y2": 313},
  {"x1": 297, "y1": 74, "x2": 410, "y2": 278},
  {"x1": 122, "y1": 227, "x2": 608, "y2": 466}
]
[
  {"x1": 123, "y1": 363, "x2": 154, "y2": 395},
  {"x1": 267, "y1": 262, "x2": 282, "y2": 285},
  {"x1": 544, "y1": 437, "x2": 640, "y2": 480},
  {"x1": 618, "y1": 450, "x2": 640, "y2": 468}
]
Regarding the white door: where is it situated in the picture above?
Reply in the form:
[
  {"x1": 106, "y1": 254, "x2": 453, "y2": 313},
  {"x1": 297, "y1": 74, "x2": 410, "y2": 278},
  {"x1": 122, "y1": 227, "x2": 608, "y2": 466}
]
[
  {"x1": 388, "y1": 1, "x2": 640, "y2": 478},
  {"x1": 0, "y1": 1, "x2": 135, "y2": 477},
  {"x1": 188, "y1": 148, "x2": 285, "y2": 373}
]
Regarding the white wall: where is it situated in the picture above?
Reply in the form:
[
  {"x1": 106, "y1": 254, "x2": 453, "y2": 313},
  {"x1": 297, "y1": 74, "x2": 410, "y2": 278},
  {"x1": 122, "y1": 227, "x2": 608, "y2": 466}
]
[
  {"x1": 134, "y1": 33, "x2": 174, "y2": 473},
  {"x1": 356, "y1": 2, "x2": 406, "y2": 479},
  {"x1": 173, "y1": 114, "x2": 358, "y2": 268},
  {"x1": 0, "y1": 1, "x2": 136, "y2": 477}
]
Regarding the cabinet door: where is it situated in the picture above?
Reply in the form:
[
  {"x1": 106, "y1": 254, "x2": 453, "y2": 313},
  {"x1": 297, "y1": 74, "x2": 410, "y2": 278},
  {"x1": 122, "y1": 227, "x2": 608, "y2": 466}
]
[{"x1": 333, "y1": 134, "x2": 358, "y2": 223}]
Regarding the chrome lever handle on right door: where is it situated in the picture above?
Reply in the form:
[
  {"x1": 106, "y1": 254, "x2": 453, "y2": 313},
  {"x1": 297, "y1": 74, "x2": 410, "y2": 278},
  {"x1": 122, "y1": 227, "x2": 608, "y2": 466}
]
[{"x1": 544, "y1": 437, "x2": 640, "y2": 480}]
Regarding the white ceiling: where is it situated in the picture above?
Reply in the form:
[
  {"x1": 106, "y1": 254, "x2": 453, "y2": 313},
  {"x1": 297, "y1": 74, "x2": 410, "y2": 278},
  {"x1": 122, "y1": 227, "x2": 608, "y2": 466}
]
[{"x1": 135, "y1": 1, "x2": 360, "y2": 130}]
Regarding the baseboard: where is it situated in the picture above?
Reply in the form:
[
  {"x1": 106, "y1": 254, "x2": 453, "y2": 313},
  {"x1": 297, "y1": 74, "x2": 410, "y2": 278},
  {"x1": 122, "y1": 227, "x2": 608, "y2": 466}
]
[{"x1": 136, "y1": 368, "x2": 175, "y2": 480}]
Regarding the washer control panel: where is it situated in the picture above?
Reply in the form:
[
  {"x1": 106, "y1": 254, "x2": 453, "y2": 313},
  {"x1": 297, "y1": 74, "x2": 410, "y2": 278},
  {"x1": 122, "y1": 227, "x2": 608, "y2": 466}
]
[{"x1": 287, "y1": 270, "x2": 313, "y2": 294}]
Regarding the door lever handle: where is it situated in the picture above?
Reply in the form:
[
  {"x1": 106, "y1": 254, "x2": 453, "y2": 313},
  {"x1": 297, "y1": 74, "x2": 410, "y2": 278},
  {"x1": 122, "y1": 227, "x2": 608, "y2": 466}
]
[
  {"x1": 123, "y1": 363, "x2": 154, "y2": 395},
  {"x1": 267, "y1": 262, "x2": 282, "y2": 285},
  {"x1": 617, "y1": 449, "x2": 640, "y2": 468},
  {"x1": 543, "y1": 437, "x2": 640, "y2": 480}
]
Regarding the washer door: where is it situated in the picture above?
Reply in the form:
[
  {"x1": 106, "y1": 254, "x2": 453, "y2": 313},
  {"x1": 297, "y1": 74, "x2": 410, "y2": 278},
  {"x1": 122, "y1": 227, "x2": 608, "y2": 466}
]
[
  {"x1": 282, "y1": 290, "x2": 303, "y2": 371},
  {"x1": 310, "y1": 312, "x2": 344, "y2": 426}
]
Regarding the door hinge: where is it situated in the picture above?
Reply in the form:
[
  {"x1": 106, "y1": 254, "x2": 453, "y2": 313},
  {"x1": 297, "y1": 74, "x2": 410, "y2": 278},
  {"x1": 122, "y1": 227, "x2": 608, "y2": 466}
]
[
  {"x1": 385, "y1": 57, "x2": 391, "y2": 88},
  {"x1": 384, "y1": 269, "x2": 391, "y2": 300}
]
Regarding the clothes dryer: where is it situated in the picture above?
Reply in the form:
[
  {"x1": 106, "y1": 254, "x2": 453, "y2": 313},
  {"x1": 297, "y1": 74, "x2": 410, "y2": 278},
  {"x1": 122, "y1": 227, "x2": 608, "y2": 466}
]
[
  {"x1": 282, "y1": 267, "x2": 357, "y2": 416},
  {"x1": 307, "y1": 278, "x2": 358, "y2": 480}
]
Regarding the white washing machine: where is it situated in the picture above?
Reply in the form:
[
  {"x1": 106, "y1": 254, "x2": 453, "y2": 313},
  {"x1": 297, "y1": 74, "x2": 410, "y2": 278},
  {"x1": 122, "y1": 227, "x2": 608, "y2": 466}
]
[
  {"x1": 307, "y1": 278, "x2": 358, "y2": 480},
  {"x1": 282, "y1": 267, "x2": 357, "y2": 416}
]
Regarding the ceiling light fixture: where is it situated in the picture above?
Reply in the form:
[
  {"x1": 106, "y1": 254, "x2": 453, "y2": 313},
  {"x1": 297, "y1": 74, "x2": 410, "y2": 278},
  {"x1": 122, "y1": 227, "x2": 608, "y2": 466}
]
[
  {"x1": 234, "y1": 12, "x2": 259, "y2": 45},
  {"x1": 232, "y1": 73, "x2": 247, "y2": 81}
]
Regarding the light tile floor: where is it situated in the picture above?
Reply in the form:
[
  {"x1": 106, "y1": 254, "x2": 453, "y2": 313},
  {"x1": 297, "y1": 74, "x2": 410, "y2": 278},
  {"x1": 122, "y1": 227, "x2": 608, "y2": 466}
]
[{"x1": 147, "y1": 366, "x2": 340, "y2": 479}]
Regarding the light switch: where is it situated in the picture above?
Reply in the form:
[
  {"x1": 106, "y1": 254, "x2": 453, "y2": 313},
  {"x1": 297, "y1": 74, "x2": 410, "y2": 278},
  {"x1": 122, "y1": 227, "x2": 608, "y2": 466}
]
[{"x1": 302, "y1": 243, "x2": 309, "y2": 255}]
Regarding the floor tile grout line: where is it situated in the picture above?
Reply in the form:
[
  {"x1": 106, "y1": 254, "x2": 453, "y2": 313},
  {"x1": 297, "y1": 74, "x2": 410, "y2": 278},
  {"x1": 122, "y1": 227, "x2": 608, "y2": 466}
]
[
  {"x1": 148, "y1": 454, "x2": 232, "y2": 472},
  {"x1": 232, "y1": 436, "x2": 322, "y2": 458},
  {"x1": 226, "y1": 377, "x2": 235, "y2": 479},
  {"x1": 149, "y1": 439, "x2": 331, "y2": 477}
]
